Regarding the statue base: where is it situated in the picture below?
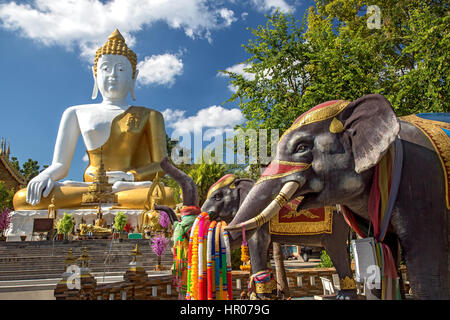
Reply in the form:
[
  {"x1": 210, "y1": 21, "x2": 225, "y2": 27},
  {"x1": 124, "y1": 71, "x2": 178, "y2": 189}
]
[{"x1": 6, "y1": 208, "x2": 146, "y2": 241}]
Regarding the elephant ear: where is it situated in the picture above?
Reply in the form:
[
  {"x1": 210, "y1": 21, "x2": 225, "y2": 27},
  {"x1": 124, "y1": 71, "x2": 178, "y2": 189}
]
[
  {"x1": 340, "y1": 94, "x2": 399, "y2": 173},
  {"x1": 234, "y1": 179, "x2": 255, "y2": 206}
]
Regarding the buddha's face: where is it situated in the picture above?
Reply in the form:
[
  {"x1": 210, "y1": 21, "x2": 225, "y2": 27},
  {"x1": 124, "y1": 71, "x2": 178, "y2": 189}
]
[{"x1": 95, "y1": 54, "x2": 134, "y2": 101}]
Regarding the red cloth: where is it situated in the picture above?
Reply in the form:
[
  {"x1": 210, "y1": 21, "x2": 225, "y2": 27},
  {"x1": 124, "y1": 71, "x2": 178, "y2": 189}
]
[
  {"x1": 181, "y1": 206, "x2": 201, "y2": 217},
  {"x1": 261, "y1": 161, "x2": 310, "y2": 177},
  {"x1": 368, "y1": 165, "x2": 381, "y2": 239}
]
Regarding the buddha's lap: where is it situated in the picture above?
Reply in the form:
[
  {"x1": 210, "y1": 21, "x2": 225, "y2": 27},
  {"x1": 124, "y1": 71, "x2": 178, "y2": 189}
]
[{"x1": 13, "y1": 185, "x2": 176, "y2": 210}]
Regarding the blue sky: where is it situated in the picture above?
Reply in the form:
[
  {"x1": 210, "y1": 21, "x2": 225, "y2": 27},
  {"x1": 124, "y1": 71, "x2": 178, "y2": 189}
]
[{"x1": 0, "y1": 0, "x2": 314, "y2": 181}]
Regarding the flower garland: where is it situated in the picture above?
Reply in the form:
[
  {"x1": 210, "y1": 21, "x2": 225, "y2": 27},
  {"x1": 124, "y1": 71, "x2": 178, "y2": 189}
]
[
  {"x1": 240, "y1": 227, "x2": 251, "y2": 271},
  {"x1": 183, "y1": 213, "x2": 233, "y2": 300},
  {"x1": 207, "y1": 220, "x2": 217, "y2": 300},
  {"x1": 172, "y1": 206, "x2": 202, "y2": 299}
]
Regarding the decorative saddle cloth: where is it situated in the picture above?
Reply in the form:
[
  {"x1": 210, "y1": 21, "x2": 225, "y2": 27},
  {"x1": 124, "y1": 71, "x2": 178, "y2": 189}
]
[
  {"x1": 269, "y1": 197, "x2": 334, "y2": 235},
  {"x1": 401, "y1": 113, "x2": 450, "y2": 209}
]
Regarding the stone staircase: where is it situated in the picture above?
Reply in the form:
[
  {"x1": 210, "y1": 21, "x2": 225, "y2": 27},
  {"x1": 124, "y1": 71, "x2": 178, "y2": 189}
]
[{"x1": 0, "y1": 239, "x2": 174, "y2": 282}]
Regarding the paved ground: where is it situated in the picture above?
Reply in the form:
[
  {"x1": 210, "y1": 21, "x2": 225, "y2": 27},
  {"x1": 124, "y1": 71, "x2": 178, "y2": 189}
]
[{"x1": 0, "y1": 290, "x2": 56, "y2": 300}]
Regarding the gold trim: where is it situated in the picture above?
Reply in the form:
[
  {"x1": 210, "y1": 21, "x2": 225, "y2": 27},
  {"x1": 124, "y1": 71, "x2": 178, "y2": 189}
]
[
  {"x1": 339, "y1": 276, "x2": 356, "y2": 290},
  {"x1": 269, "y1": 206, "x2": 334, "y2": 235},
  {"x1": 255, "y1": 280, "x2": 277, "y2": 294},
  {"x1": 277, "y1": 160, "x2": 310, "y2": 166},
  {"x1": 274, "y1": 192, "x2": 289, "y2": 208},
  {"x1": 206, "y1": 175, "x2": 236, "y2": 199},
  {"x1": 280, "y1": 101, "x2": 350, "y2": 140}
]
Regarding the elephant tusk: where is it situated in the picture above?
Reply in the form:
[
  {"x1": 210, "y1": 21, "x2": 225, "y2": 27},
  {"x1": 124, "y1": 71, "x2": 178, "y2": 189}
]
[{"x1": 224, "y1": 181, "x2": 299, "y2": 232}]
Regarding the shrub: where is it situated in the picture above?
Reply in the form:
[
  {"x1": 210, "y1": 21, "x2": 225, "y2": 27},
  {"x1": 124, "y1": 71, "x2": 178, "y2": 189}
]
[
  {"x1": 317, "y1": 250, "x2": 334, "y2": 268},
  {"x1": 114, "y1": 211, "x2": 128, "y2": 233}
]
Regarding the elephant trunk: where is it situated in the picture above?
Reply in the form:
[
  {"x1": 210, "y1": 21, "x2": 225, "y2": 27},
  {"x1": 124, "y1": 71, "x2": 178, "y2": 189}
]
[
  {"x1": 160, "y1": 157, "x2": 199, "y2": 207},
  {"x1": 225, "y1": 181, "x2": 299, "y2": 232}
]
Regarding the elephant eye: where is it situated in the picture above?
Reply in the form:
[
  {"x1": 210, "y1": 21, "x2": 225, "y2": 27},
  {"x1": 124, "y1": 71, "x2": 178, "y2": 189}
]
[
  {"x1": 213, "y1": 194, "x2": 222, "y2": 201},
  {"x1": 295, "y1": 144, "x2": 309, "y2": 153}
]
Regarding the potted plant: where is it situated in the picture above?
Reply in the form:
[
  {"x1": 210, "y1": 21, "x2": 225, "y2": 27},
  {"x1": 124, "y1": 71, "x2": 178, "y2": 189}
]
[
  {"x1": 114, "y1": 211, "x2": 128, "y2": 242},
  {"x1": 57, "y1": 213, "x2": 74, "y2": 243},
  {"x1": 0, "y1": 208, "x2": 11, "y2": 241}
]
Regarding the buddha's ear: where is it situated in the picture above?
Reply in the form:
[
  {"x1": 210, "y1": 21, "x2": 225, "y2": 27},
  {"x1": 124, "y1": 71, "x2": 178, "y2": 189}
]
[
  {"x1": 131, "y1": 69, "x2": 139, "y2": 101},
  {"x1": 91, "y1": 66, "x2": 98, "y2": 100}
]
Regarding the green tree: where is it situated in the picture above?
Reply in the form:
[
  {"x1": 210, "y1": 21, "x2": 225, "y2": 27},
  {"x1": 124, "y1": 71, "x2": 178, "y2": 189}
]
[
  {"x1": 222, "y1": 10, "x2": 312, "y2": 134},
  {"x1": 317, "y1": 250, "x2": 334, "y2": 268},
  {"x1": 223, "y1": 2, "x2": 448, "y2": 145},
  {"x1": 0, "y1": 181, "x2": 14, "y2": 210},
  {"x1": 305, "y1": 0, "x2": 449, "y2": 115},
  {"x1": 10, "y1": 156, "x2": 47, "y2": 183}
]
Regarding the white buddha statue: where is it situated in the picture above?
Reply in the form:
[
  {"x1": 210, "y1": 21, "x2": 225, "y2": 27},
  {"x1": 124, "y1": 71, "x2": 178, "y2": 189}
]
[{"x1": 13, "y1": 29, "x2": 175, "y2": 210}]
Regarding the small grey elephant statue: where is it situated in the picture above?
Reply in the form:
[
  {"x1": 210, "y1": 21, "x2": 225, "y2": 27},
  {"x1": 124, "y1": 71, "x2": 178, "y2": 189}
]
[{"x1": 202, "y1": 174, "x2": 357, "y2": 300}]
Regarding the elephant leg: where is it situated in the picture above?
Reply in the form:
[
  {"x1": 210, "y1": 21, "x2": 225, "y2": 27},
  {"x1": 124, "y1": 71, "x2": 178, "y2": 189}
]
[
  {"x1": 391, "y1": 205, "x2": 449, "y2": 299},
  {"x1": 247, "y1": 224, "x2": 275, "y2": 299},
  {"x1": 322, "y1": 215, "x2": 358, "y2": 300},
  {"x1": 273, "y1": 242, "x2": 289, "y2": 298}
]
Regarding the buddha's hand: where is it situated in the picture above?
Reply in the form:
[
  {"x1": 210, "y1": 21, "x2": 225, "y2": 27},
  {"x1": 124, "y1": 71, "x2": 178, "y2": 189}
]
[
  {"x1": 105, "y1": 171, "x2": 135, "y2": 184},
  {"x1": 26, "y1": 173, "x2": 55, "y2": 205}
]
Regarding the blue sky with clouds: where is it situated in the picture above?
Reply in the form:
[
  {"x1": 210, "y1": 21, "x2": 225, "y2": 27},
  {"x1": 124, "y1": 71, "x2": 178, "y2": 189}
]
[{"x1": 0, "y1": 0, "x2": 314, "y2": 180}]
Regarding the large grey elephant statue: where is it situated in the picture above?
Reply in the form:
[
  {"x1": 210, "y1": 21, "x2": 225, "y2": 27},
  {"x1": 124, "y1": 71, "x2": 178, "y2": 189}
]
[
  {"x1": 226, "y1": 94, "x2": 449, "y2": 300},
  {"x1": 201, "y1": 174, "x2": 357, "y2": 299}
]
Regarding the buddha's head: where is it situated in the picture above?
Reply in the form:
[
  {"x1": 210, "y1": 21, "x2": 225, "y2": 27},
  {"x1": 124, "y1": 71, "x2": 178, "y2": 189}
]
[{"x1": 92, "y1": 29, "x2": 139, "y2": 101}]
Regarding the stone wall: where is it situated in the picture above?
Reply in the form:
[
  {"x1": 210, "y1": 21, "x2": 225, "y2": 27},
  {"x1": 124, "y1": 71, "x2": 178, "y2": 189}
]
[{"x1": 54, "y1": 269, "x2": 178, "y2": 300}]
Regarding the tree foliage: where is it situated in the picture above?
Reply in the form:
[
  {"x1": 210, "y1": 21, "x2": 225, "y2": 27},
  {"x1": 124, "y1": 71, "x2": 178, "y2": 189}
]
[
  {"x1": 223, "y1": 1, "x2": 449, "y2": 140},
  {"x1": 114, "y1": 211, "x2": 128, "y2": 233},
  {"x1": 0, "y1": 181, "x2": 14, "y2": 210},
  {"x1": 56, "y1": 212, "x2": 73, "y2": 236},
  {"x1": 10, "y1": 156, "x2": 47, "y2": 183},
  {"x1": 163, "y1": 156, "x2": 230, "y2": 206}
]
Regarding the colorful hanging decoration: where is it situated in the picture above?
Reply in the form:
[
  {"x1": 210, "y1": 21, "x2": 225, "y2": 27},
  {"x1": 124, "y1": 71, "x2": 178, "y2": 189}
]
[
  {"x1": 247, "y1": 269, "x2": 277, "y2": 300},
  {"x1": 182, "y1": 213, "x2": 233, "y2": 300},
  {"x1": 172, "y1": 206, "x2": 201, "y2": 299},
  {"x1": 240, "y1": 227, "x2": 251, "y2": 271},
  {"x1": 340, "y1": 139, "x2": 403, "y2": 300}
]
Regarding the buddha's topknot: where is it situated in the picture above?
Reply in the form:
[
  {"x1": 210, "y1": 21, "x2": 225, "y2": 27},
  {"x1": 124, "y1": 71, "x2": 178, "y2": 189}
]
[{"x1": 94, "y1": 29, "x2": 137, "y2": 79}]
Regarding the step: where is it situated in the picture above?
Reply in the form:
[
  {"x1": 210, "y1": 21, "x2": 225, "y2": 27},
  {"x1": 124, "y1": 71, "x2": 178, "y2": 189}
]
[{"x1": 0, "y1": 271, "x2": 172, "y2": 292}]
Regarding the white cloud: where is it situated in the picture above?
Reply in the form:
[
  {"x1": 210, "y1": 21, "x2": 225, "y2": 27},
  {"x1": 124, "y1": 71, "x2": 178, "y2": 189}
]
[
  {"x1": 217, "y1": 8, "x2": 237, "y2": 27},
  {"x1": 0, "y1": 0, "x2": 237, "y2": 60},
  {"x1": 162, "y1": 108, "x2": 187, "y2": 124},
  {"x1": 164, "y1": 105, "x2": 245, "y2": 133},
  {"x1": 219, "y1": 63, "x2": 255, "y2": 93},
  {"x1": 250, "y1": 0, "x2": 295, "y2": 13},
  {"x1": 137, "y1": 54, "x2": 184, "y2": 87},
  {"x1": 82, "y1": 154, "x2": 89, "y2": 162}
]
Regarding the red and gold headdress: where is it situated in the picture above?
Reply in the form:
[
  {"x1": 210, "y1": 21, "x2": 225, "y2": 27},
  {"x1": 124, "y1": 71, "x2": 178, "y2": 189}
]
[
  {"x1": 257, "y1": 100, "x2": 350, "y2": 184},
  {"x1": 206, "y1": 174, "x2": 236, "y2": 199}
]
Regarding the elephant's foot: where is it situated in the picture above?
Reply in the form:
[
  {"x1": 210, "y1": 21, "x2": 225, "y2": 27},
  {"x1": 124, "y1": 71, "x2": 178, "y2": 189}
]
[{"x1": 336, "y1": 289, "x2": 358, "y2": 300}]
